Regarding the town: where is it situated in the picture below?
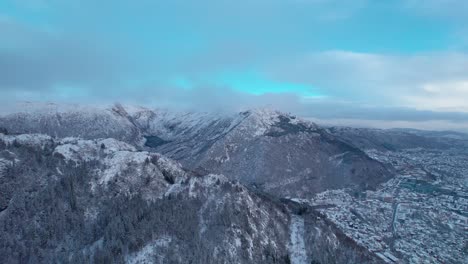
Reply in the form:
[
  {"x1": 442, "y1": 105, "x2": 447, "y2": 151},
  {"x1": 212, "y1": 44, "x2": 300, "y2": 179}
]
[{"x1": 297, "y1": 147, "x2": 468, "y2": 263}]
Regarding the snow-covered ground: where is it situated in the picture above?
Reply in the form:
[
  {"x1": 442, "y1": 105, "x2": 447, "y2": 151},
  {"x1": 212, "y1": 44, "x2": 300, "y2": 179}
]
[
  {"x1": 288, "y1": 214, "x2": 308, "y2": 264},
  {"x1": 126, "y1": 237, "x2": 172, "y2": 264}
]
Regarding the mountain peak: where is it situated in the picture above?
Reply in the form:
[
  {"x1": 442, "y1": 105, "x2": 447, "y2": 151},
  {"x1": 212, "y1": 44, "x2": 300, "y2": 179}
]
[
  {"x1": 238, "y1": 107, "x2": 319, "y2": 137},
  {"x1": 241, "y1": 107, "x2": 293, "y2": 119}
]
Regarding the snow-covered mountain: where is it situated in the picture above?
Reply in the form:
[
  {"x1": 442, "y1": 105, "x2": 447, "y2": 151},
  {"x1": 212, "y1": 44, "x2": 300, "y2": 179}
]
[
  {"x1": 0, "y1": 102, "x2": 142, "y2": 145},
  {"x1": 2, "y1": 103, "x2": 465, "y2": 263},
  {"x1": 0, "y1": 103, "x2": 394, "y2": 198},
  {"x1": 131, "y1": 108, "x2": 393, "y2": 198},
  {"x1": 0, "y1": 133, "x2": 383, "y2": 264}
]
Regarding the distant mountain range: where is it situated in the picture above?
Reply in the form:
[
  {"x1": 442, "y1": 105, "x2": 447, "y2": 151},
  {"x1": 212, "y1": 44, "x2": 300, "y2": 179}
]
[{"x1": 328, "y1": 126, "x2": 468, "y2": 151}]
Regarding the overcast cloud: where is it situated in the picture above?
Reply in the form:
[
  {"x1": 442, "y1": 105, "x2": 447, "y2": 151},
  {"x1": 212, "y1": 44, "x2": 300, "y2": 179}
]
[{"x1": 0, "y1": 0, "x2": 467, "y2": 131}]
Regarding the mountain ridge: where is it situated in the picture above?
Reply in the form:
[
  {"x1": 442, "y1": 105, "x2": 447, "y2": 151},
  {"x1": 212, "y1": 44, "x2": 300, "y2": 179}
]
[
  {"x1": 0, "y1": 103, "x2": 394, "y2": 198},
  {"x1": 0, "y1": 131, "x2": 384, "y2": 263}
]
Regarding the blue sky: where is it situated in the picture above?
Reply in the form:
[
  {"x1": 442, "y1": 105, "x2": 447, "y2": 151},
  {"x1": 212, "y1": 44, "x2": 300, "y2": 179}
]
[{"x1": 1, "y1": 0, "x2": 468, "y2": 130}]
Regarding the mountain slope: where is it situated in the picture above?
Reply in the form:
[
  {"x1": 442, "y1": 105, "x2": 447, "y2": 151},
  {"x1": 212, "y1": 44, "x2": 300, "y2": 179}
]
[
  {"x1": 0, "y1": 104, "x2": 394, "y2": 198},
  {"x1": 0, "y1": 102, "x2": 142, "y2": 145},
  {"x1": 0, "y1": 133, "x2": 383, "y2": 264},
  {"x1": 134, "y1": 108, "x2": 393, "y2": 198}
]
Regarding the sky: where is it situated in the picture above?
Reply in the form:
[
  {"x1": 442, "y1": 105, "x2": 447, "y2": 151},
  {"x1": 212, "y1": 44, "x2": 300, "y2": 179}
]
[{"x1": 1, "y1": 0, "x2": 468, "y2": 131}]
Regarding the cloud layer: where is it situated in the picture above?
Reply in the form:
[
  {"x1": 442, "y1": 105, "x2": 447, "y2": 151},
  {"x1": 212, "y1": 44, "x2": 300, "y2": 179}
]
[{"x1": 1, "y1": 0, "x2": 467, "y2": 131}]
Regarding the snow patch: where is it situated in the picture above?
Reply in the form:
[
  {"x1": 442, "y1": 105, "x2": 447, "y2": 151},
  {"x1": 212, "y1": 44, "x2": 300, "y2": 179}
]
[
  {"x1": 0, "y1": 133, "x2": 52, "y2": 148},
  {"x1": 98, "y1": 138, "x2": 136, "y2": 153},
  {"x1": 54, "y1": 143, "x2": 92, "y2": 162},
  {"x1": 188, "y1": 174, "x2": 229, "y2": 198},
  {"x1": 288, "y1": 214, "x2": 308, "y2": 264},
  {"x1": 126, "y1": 237, "x2": 172, "y2": 264},
  {"x1": 100, "y1": 151, "x2": 148, "y2": 184}
]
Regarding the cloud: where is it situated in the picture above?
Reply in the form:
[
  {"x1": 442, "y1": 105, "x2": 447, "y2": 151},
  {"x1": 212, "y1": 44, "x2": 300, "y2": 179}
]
[
  {"x1": 403, "y1": 81, "x2": 468, "y2": 112},
  {"x1": 266, "y1": 51, "x2": 468, "y2": 111},
  {"x1": 76, "y1": 80, "x2": 468, "y2": 124},
  {"x1": 1, "y1": 0, "x2": 468, "y2": 131},
  {"x1": 0, "y1": 17, "x2": 137, "y2": 93}
]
